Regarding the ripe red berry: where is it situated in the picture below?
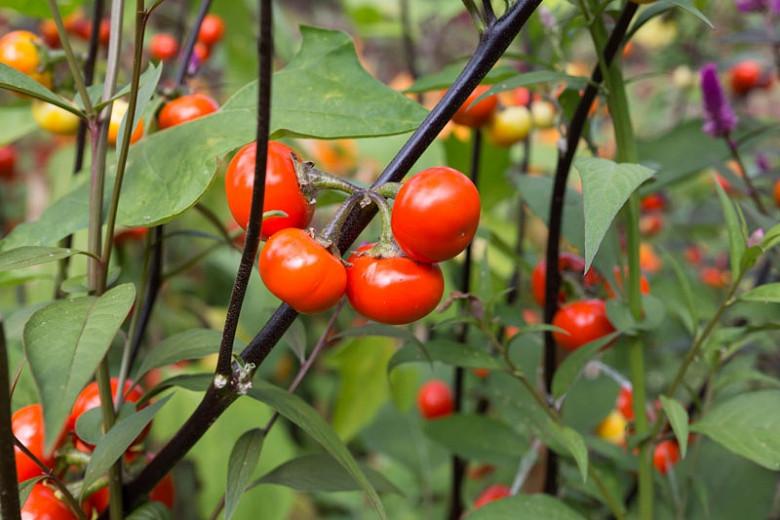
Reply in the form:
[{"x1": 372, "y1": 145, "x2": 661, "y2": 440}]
[
  {"x1": 552, "y1": 299, "x2": 615, "y2": 351},
  {"x1": 616, "y1": 385, "x2": 634, "y2": 421},
  {"x1": 22, "y1": 484, "x2": 80, "y2": 519},
  {"x1": 149, "y1": 33, "x2": 179, "y2": 61},
  {"x1": 12, "y1": 404, "x2": 55, "y2": 482},
  {"x1": 730, "y1": 60, "x2": 762, "y2": 95},
  {"x1": 69, "y1": 379, "x2": 146, "y2": 449},
  {"x1": 417, "y1": 380, "x2": 453, "y2": 419},
  {"x1": 0, "y1": 145, "x2": 17, "y2": 181},
  {"x1": 530, "y1": 252, "x2": 596, "y2": 307},
  {"x1": 157, "y1": 93, "x2": 219, "y2": 130},
  {"x1": 452, "y1": 85, "x2": 497, "y2": 128},
  {"x1": 473, "y1": 484, "x2": 511, "y2": 509},
  {"x1": 198, "y1": 14, "x2": 225, "y2": 46},
  {"x1": 653, "y1": 440, "x2": 680, "y2": 474}
]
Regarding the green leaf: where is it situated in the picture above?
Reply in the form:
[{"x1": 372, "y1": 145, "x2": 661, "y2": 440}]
[
  {"x1": 18, "y1": 477, "x2": 43, "y2": 506},
  {"x1": 605, "y1": 295, "x2": 666, "y2": 334},
  {"x1": 225, "y1": 429, "x2": 265, "y2": 520},
  {"x1": 713, "y1": 174, "x2": 747, "y2": 277},
  {"x1": 659, "y1": 395, "x2": 690, "y2": 458},
  {"x1": 552, "y1": 333, "x2": 619, "y2": 399},
  {"x1": 0, "y1": 0, "x2": 83, "y2": 17},
  {"x1": 0, "y1": 105, "x2": 37, "y2": 144},
  {"x1": 117, "y1": 62, "x2": 163, "y2": 146},
  {"x1": 81, "y1": 395, "x2": 172, "y2": 495},
  {"x1": 574, "y1": 157, "x2": 655, "y2": 271},
  {"x1": 388, "y1": 338, "x2": 502, "y2": 373},
  {"x1": 0, "y1": 64, "x2": 84, "y2": 116},
  {"x1": 468, "y1": 493, "x2": 586, "y2": 519},
  {"x1": 0, "y1": 246, "x2": 87, "y2": 271},
  {"x1": 126, "y1": 501, "x2": 171, "y2": 520},
  {"x1": 133, "y1": 329, "x2": 223, "y2": 381},
  {"x1": 405, "y1": 62, "x2": 517, "y2": 93},
  {"x1": 423, "y1": 414, "x2": 528, "y2": 463},
  {"x1": 691, "y1": 390, "x2": 780, "y2": 470},
  {"x1": 140, "y1": 373, "x2": 213, "y2": 404},
  {"x1": 252, "y1": 453, "x2": 401, "y2": 494},
  {"x1": 23, "y1": 283, "x2": 136, "y2": 452},
  {"x1": 554, "y1": 425, "x2": 589, "y2": 483},
  {"x1": 628, "y1": 0, "x2": 713, "y2": 41},
  {"x1": 663, "y1": 250, "x2": 698, "y2": 334},
  {"x1": 247, "y1": 380, "x2": 386, "y2": 519},
  {"x1": 740, "y1": 283, "x2": 780, "y2": 304},
  {"x1": 480, "y1": 70, "x2": 589, "y2": 101}
]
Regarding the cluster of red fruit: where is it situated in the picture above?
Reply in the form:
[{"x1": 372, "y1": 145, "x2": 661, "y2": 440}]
[
  {"x1": 224, "y1": 142, "x2": 481, "y2": 325},
  {"x1": 11, "y1": 379, "x2": 173, "y2": 518},
  {"x1": 149, "y1": 14, "x2": 224, "y2": 65}
]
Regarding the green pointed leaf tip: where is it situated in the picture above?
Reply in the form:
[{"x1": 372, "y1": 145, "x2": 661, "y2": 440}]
[
  {"x1": 574, "y1": 157, "x2": 655, "y2": 271},
  {"x1": 660, "y1": 395, "x2": 690, "y2": 458},
  {"x1": 225, "y1": 429, "x2": 265, "y2": 520},
  {"x1": 691, "y1": 390, "x2": 780, "y2": 470},
  {"x1": 23, "y1": 283, "x2": 136, "y2": 452},
  {"x1": 0, "y1": 26, "x2": 426, "y2": 251}
]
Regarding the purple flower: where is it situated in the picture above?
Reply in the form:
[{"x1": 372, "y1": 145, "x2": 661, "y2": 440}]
[
  {"x1": 771, "y1": 0, "x2": 780, "y2": 14},
  {"x1": 748, "y1": 228, "x2": 765, "y2": 248},
  {"x1": 755, "y1": 153, "x2": 771, "y2": 173},
  {"x1": 735, "y1": 0, "x2": 766, "y2": 12},
  {"x1": 700, "y1": 63, "x2": 738, "y2": 137}
]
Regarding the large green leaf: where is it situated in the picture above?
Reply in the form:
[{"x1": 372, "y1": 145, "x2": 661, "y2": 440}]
[
  {"x1": 225, "y1": 429, "x2": 265, "y2": 520},
  {"x1": 23, "y1": 284, "x2": 136, "y2": 452},
  {"x1": 423, "y1": 414, "x2": 529, "y2": 463},
  {"x1": 81, "y1": 396, "x2": 171, "y2": 495},
  {"x1": 714, "y1": 176, "x2": 747, "y2": 278},
  {"x1": 574, "y1": 157, "x2": 655, "y2": 271},
  {"x1": 133, "y1": 329, "x2": 222, "y2": 381},
  {"x1": 691, "y1": 390, "x2": 780, "y2": 470},
  {"x1": 251, "y1": 453, "x2": 400, "y2": 494},
  {"x1": 0, "y1": 246, "x2": 87, "y2": 271},
  {"x1": 247, "y1": 380, "x2": 386, "y2": 519},
  {"x1": 468, "y1": 493, "x2": 585, "y2": 519},
  {"x1": 0, "y1": 64, "x2": 84, "y2": 116},
  {"x1": 659, "y1": 395, "x2": 690, "y2": 458},
  {"x1": 325, "y1": 337, "x2": 396, "y2": 441},
  {"x1": 740, "y1": 283, "x2": 780, "y2": 304},
  {"x1": 388, "y1": 338, "x2": 502, "y2": 373},
  {"x1": 0, "y1": 105, "x2": 36, "y2": 144}
]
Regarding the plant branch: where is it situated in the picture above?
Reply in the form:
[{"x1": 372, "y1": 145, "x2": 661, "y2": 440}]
[
  {"x1": 725, "y1": 136, "x2": 768, "y2": 216},
  {"x1": 541, "y1": 1, "x2": 638, "y2": 496},
  {"x1": 0, "y1": 320, "x2": 20, "y2": 520},
  {"x1": 120, "y1": 0, "x2": 542, "y2": 507},
  {"x1": 173, "y1": 0, "x2": 214, "y2": 85}
]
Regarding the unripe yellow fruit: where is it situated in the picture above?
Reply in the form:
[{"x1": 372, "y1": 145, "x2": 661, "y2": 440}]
[
  {"x1": 596, "y1": 410, "x2": 627, "y2": 446},
  {"x1": 531, "y1": 100, "x2": 556, "y2": 129},
  {"x1": 672, "y1": 65, "x2": 695, "y2": 89},
  {"x1": 31, "y1": 100, "x2": 80, "y2": 135},
  {"x1": 487, "y1": 106, "x2": 532, "y2": 147},
  {"x1": 107, "y1": 99, "x2": 144, "y2": 145},
  {"x1": 634, "y1": 17, "x2": 678, "y2": 50}
]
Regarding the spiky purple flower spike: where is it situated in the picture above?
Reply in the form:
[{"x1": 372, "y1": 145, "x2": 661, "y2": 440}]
[{"x1": 700, "y1": 63, "x2": 738, "y2": 138}]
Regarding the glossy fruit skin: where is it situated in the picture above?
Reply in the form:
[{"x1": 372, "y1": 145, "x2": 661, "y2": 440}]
[
  {"x1": 108, "y1": 100, "x2": 144, "y2": 145},
  {"x1": 0, "y1": 31, "x2": 51, "y2": 87},
  {"x1": 417, "y1": 380, "x2": 453, "y2": 419},
  {"x1": 150, "y1": 473, "x2": 176, "y2": 508},
  {"x1": 552, "y1": 299, "x2": 615, "y2": 351},
  {"x1": 346, "y1": 247, "x2": 444, "y2": 325},
  {"x1": 640, "y1": 193, "x2": 666, "y2": 212},
  {"x1": 391, "y1": 167, "x2": 480, "y2": 263},
  {"x1": 474, "y1": 484, "x2": 511, "y2": 509},
  {"x1": 730, "y1": 60, "x2": 761, "y2": 95},
  {"x1": 158, "y1": 93, "x2": 219, "y2": 130},
  {"x1": 149, "y1": 33, "x2": 179, "y2": 61},
  {"x1": 22, "y1": 484, "x2": 78, "y2": 520},
  {"x1": 530, "y1": 252, "x2": 600, "y2": 307},
  {"x1": 452, "y1": 85, "x2": 497, "y2": 128},
  {"x1": 530, "y1": 100, "x2": 555, "y2": 129},
  {"x1": 13, "y1": 404, "x2": 54, "y2": 482},
  {"x1": 225, "y1": 141, "x2": 313, "y2": 240},
  {"x1": 653, "y1": 440, "x2": 680, "y2": 474},
  {"x1": 258, "y1": 228, "x2": 346, "y2": 314},
  {"x1": 0, "y1": 145, "x2": 16, "y2": 181},
  {"x1": 487, "y1": 106, "x2": 531, "y2": 146},
  {"x1": 596, "y1": 410, "x2": 627, "y2": 446},
  {"x1": 32, "y1": 101, "x2": 80, "y2": 136},
  {"x1": 69, "y1": 379, "x2": 145, "y2": 446},
  {"x1": 198, "y1": 14, "x2": 225, "y2": 46},
  {"x1": 616, "y1": 386, "x2": 634, "y2": 421}
]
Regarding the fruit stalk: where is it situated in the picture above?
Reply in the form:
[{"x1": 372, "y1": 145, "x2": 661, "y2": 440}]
[
  {"x1": 120, "y1": 0, "x2": 543, "y2": 507},
  {"x1": 213, "y1": 0, "x2": 273, "y2": 378},
  {"x1": 174, "y1": 0, "x2": 214, "y2": 85},
  {"x1": 0, "y1": 320, "x2": 20, "y2": 520}
]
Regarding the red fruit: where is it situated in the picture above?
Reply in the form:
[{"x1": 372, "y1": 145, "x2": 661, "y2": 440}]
[
  {"x1": 773, "y1": 180, "x2": 780, "y2": 208},
  {"x1": 69, "y1": 379, "x2": 145, "y2": 448},
  {"x1": 700, "y1": 266, "x2": 728, "y2": 288},
  {"x1": 224, "y1": 141, "x2": 313, "y2": 240},
  {"x1": 452, "y1": 85, "x2": 498, "y2": 128},
  {"x1": 639, "y1": 213, "x2": 664, "y2": 236},
  {"x1": 39, "y1": 20, "x2": 61, "y2": 48},
  {"x1": 530, "y1": 252, "x2": 595, "y2": 307},
  {"x1": 194, "y1": 41, "x2": 210, "y2": 62},
  {"x1": 468, "y1": 464, "x2": 495, "y2": 480},
  {"x1": 474, "y1": 484, "x2": 511, "y2": 509},
  {"x1": 198, "y1": 14, "x2": 225, "y2": 46},
  {"x1": 22, "y1": 484, "x2": 79, "y2": 520},
  {"x1": 417, "y1": 380, "x2": 453, "y2": 419},
  {"x1": 391, "y1": 166, "x2": 480, "y2": 263},
  {"x1": 87, "y1": 487, "x2": 109, "y2": 515},
  {"x1": 258, "y1": 228, "x2": 347, "y2": 314},
  {"x1": 653, "y1": 440, "x2": 680, "y2": 474},
  {"x1": 0, "y1": 145, "x2": 16, "y2": 181},
  {"x1": 157, "y1": 93, "x2": 219, "y2": 130},
  {"x1": 150, "y1": 473, "x2": 176, "y2": 509},
  {"x1": 640, "y1": 193, "x2": 666, "y2": 213},
  {"x1": 114, "y1": 227, "x2": 148, "y2": 245},
  {"x1": 730, "y1": 60, "x2": 762, "y2": 95},
  {"x1": 552, "y1": 299, "x2": 615, "y2": 351},
  {"x1": 472, "y1": 368, "x2": 490, "y2": 378},
  {"x1": 616, "y1": 385, "x2": 634, "y2": 421},
  {"x1": 12, "y1": 404, "x2": 55, "y2": 482},
  {"x1": 149, "y1": 33, "x2": 179, "y2": 61},
  {"x1": 684, "y1": 245, "x2": 703, "y2": 265},
  {"x1": 346, "y1": 247, "x2": 444, "y2": 325}
]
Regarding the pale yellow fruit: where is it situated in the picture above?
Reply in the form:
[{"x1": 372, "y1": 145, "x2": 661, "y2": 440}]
[
  {"x1": 596, "y1": 410, "x2": 627, "y2": 446},
  {"x1": 31, "y1": 100, "x2": 80, "y2": 135},
  {"x1": 487, "y1": 106, "x2": 532, "y2": 147},
  {"x1": 634, "y1": 17, "x2": 678, "y2": 50},
  {"x1": 531, "y1": 100, "x2": 556, "y2": 129}
]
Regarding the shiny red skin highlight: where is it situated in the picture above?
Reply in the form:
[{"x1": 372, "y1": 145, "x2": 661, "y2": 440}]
[
  {"x1": 417, "y1": 380, "x2": 453, "y2": 419},
  {"x1": 13, "y1": 404, "x2": 55, "y2": 482},
  {"x1": 157, "y1": 93, "x2": 219, "y2": 130},
  {"x1": 473, "y1": 484, "x2": 511, "y2": 509},
  {"x1": 552, "y1": 299, "x2": 615, "y2": 352}
]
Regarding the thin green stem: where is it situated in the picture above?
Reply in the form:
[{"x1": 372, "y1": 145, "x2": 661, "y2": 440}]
[
  {"x1": 46, "y1": 0, "x2": 95, "y2": 117},
  {"x1": 725, "y1": 136, "x2": 768, "y2": 216},
  {"x1": 363, "y1": 190, "x2": 394, "y2": 245}
]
